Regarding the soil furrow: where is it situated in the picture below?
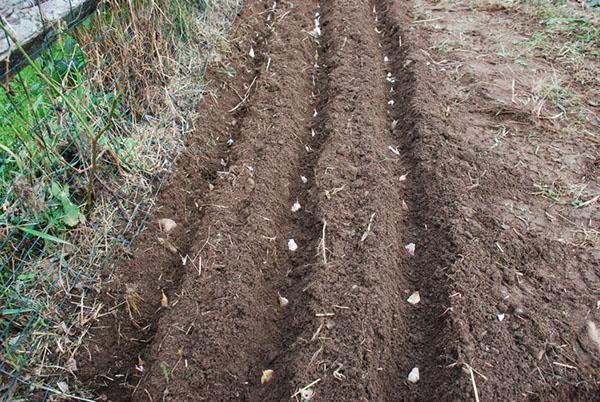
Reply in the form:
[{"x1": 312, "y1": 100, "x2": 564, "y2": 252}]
[
  {"x1": 77, "y1": 2, "x2": 278, "y2": 399},
  {"x1": 257, "y1": 3, "x2": 336, "y2": 401},
  {"x1": 372, "y1": 0, "x2": 464, "y2": 399},
  {"x1": 277, "y1": 0, "x2": 414, "y2": 399},
  {"x1": 131, "y1": 2, "x2": 322, "y2": 400}
]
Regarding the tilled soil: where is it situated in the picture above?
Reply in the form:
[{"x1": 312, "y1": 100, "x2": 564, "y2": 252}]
[{"x1": 79, "y1": 0, "x2": 599, "y2": 401}]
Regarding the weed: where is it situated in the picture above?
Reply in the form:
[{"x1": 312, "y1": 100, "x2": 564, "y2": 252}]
[
  {"x1": 161, "y1": 361, "x2": 170, "y2": 384},
  {"x1": 537, "y1": 79, "x2": 577, "y2": 114}
]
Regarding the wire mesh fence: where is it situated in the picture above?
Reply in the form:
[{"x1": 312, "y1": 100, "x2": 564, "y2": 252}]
[{"x1": 0, "y1": 0, "x2": 241, "y2": 400}]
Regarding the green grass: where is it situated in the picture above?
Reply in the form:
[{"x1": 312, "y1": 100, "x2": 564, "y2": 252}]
[
  {"x1": 537, "y1": 79, "x2": 577, "y2": 114},
  {"x1": 520, "y1": 0, "x2": 599, "y2": 61}
]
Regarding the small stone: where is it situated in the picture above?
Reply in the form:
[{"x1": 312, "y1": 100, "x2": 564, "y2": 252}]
[{"x1": 288, "y1": 239, "x2": 298, "y2": 251}]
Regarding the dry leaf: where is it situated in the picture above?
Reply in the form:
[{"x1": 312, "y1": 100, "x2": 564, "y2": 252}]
[
  {"x1": 66, "y1": 357, "x2": 77, "y2": 372},
  {"x1": 158, "y1": 218, "x2": 177, "y2": 233},
  {"x1": 407, "y1": 291, "x2": 420, "y2": 305},
  {"x1": 161, "y1": 291, "x2": 169, "y2": 308},
  {"x1": 57, "y1": 381, "x2": 69, "y2": 393},
  {"x1": 157, "y1": 237, "x2": 178, "y2": 254},
  {"x1": 58, "y1": 322, "x2": 69, "y2": 334},
  {"x1": 261, "y1": 369, "x2": 274, "y2": 385},
  {"x1": 405, "y1": 243, "x2": 415, "y2": 256}
]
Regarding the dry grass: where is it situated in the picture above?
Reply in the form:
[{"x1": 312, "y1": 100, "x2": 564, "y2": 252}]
[{"x1": 0, "y1": 0, "x2": 241, "y2": 400}]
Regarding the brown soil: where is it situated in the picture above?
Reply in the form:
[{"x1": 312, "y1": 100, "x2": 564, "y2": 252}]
[{"x1": 78, "y1": 0, "x2": 599, "y2": 401}]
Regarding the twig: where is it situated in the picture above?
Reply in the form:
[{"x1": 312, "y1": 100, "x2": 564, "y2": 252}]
[
  {"x1": 229, "y1": 76, "x2": 258, "y2": 113},
  {"x1": 465, "y1": 364, "x2": 480, "y2": 402},
  {"x1": 553, "y1": 361, "x2": 578, "y2": 370},
  {"x1": 413, "y1": 16, "x2": 444, "y2": 24},
  {"x1": 32, "y1": 384, "x2": 96, "y2": 402},
  {"x1": 290, "y1": 378, "x2": 322, "y2": 399},
  {"x1": 361, "y1": 213, "x2": 376, "y2": 242},
  {"x1": 315, "y1": 312, "x2": 334, "y2": 317},
  {"x1": 319, "y1": 220, "x2": 327, "y2": 264},
  {"x1": 310, "y1": 322, "x2": 324, "y2": 342},
  {"x1": 95, "y1": 173, "x2": 130, "y2": 221}
]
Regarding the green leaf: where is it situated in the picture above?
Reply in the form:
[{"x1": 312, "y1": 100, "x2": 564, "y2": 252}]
[
  {"x1": 1, "y1": 308, "x2": 34, "y2": 316},
  {"x1": 56, "y1": 185, "x2": 83, "y2": 227},
  {"x1": 17, "y1": 273, "x2": 35, "y2": 282},
  {"x1": 50, "y1": 181, "x2": 62, "y2": 197},
  {"x1": 16, "y1": 226, "x2": 70, "y2": 245},
  {"x1": 62, "y1": 201, "x2": 82, "y2": 227}
]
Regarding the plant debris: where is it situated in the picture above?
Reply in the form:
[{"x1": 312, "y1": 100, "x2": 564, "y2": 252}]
[
  {"x1": 158, "y1": 218, "x2": 177, "y2": 233},
  {"x1": 161, "y1": 291, "x2": 169, "y2": 308},
  {"x1": 261, "y1": 369, "x2": 274, "y2": 385},
  {"x1": 157, "y1": 237, "x2": 178, "y2": 254}
]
